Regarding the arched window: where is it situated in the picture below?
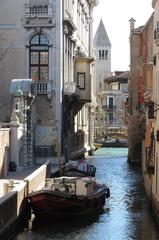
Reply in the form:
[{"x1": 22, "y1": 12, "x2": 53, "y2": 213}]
[
  {"x1": 104, "y1": 50, "x2": 108, "y2": 59},
  {"x1": 29, "y1": 34, "x2": 49, "y2": 81},
  {"x1": 99, "y1": 49, "x2": 108, "y2": 60}
]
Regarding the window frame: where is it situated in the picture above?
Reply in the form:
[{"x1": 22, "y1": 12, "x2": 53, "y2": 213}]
[
  {"x1": 29, "y1": 5, "x2": 48, "y2": 17},
  {"x1": 77, "y1": 72, "x2": 86, "y2": 89},
  {"x1": 29, "y1": 33, "x2": 49, "y2": 81}
]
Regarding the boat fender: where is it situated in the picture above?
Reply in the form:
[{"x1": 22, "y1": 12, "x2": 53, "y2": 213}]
[{"x1": 105, "y1": 187, "x2": 110, "y2": 198}]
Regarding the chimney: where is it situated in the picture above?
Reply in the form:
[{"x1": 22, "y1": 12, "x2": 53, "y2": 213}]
[{"x1": 129, "y1": 18, "x2": 136, "y2": 33}]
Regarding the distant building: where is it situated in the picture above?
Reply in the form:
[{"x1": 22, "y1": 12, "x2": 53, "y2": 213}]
[
  {"x1": 93, "y1": 19, "x2": 111, "y2": 95},
  {"x1": 93, "y1": 19, "x2": 112, "y2": 139},
  {"x1": 104, "y1": 71, "x2": 129, "y2": 139}
]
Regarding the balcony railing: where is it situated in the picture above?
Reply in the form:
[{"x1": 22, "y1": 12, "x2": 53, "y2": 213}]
[
  {"x1": 34, "y1": 81, "x2": 47, "y2": 94},
  {"x1": 64, "y1": 81, "x2": 79, "y2": 97},
  {"x1": 33, "y1": 81, "x2": 52, "y2": 98},
  {"x1": 25, "y1": 4, "x2": 54, "y2": 25},
  {"x1": 30, "y1": 5, "x2": 48, "y2": 16},
  {"x1": 104, "y1": 89, "x2": 128, "y2": 95}
]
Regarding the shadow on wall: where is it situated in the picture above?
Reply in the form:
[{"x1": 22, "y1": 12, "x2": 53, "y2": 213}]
[{"x1": 0, "y1": 187, "x2": 28, "y2": 240}]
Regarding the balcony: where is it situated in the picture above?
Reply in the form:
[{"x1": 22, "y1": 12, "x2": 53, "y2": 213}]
[
  {"x1": 24, "y1": 3, "x2": 54, "y2": 27},
  {"x1": 63, "y1": 10, "x2": 76, "y2": 35},
  {"x1": 33, "y1": 81, "x2": 52, "y2": 99},
  {"x1": 105, "y1": 89, "x2": 123, "y2": 95},
  {"x1": 74, "y1": 56, "x2": 94, "y2": 103},
  {"x1": 64, "y1": 81, "x2": 80, "y2": 98},
  {"x1": 63, "y1": 17, "x2": 76, "y2": 36}
]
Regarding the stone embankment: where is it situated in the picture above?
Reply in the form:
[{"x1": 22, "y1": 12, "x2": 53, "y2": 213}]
[{"x1": 0, "y1": 161, "x2": 51, "y2": 240}]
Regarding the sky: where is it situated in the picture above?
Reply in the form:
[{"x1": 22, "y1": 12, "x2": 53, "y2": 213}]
[{"x1": 93, "y1": 0, "x2": 154, "y2": 72}]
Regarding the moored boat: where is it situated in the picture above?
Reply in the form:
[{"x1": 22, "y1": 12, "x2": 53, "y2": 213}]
[
  {"x1": 51, "y1": 160, "x2": 96, "y2": 177},
  {"x1": 28, "y1": 176, "x2": 110, "y2": 218},
  {"x1": 63, "y1": 160, "x2": 96, "y2": 177}
]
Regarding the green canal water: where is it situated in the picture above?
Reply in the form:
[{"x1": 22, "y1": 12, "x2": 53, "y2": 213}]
[{"x1": 14, "y1": 148, "x2": 159, "y2": 240}]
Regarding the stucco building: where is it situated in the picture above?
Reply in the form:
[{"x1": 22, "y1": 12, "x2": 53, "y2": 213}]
[
  {"x1": 0, "y1": 0, "x2": 98, "y2": 168},
  {"x1": 143, "y1": 0, "x2": 159, "y2": 222},
  {"x1": 129, "y1": 14, "x2": 153, "y2": 163},
  {"x1": 104, "y1": 71, "x2": 128, "y2": 140},
  {"x1": 128, "y1": 0, "x2": 159, "y2": 223}
]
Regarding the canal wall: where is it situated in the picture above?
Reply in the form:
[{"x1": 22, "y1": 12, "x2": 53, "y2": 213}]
[
  {"x1": 142, "y1": 140, "x2": 152, "y2": 204},
  {"x1": 0, "y1": 181, "x2": 27, "y2": 240},
  {"x1": 24, "y1": 161, "x2": 51, "y2": 195},
  {"x1": 0, "y1": 160, "x2": 51, "y2": 240},
  {"x1": 142, "y1": 140, "x2": 159, "y2": 225}
]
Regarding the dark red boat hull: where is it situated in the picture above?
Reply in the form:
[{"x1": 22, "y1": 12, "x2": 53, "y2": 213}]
[{"x1": 28, "y1": 187, "x2": 107, "y2": 218}]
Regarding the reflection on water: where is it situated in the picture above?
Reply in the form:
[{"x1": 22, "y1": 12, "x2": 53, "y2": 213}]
[{"x1": 15, "y1": 148, "x2": 159, "y2": 240}]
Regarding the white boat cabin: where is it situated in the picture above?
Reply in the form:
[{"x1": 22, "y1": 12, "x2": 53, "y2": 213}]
[{"x1": 45, "y1": 177, "x2": 95, "y2": 196}]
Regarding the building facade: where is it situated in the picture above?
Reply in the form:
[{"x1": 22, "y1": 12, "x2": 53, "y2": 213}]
[
  {"x1": 103, "y1": 71, "x2": 128, "y2": 140},
  {"x1": 144, "y1": 0, "x2": 159, "y2": 221},
  {"x1": 129, "y1": 14, "x2": 153, "y2": 163},
  {"x1": 129, "y1": 0, "x2": 159, "y2": 223},
  {"x1": 0, "y1": 0, "x2": 98, "y2": 168}
]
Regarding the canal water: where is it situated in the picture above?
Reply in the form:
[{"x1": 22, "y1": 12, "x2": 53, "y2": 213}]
[{"x1": 15, "y1": 148, "x2": 159, "y2": 240}]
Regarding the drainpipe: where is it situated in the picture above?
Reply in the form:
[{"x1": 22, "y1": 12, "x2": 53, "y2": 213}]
[
  {"x1": 55, "y1": 0, "x2": 63, "y2": 175},
  {"x1": 129, "y1": 18, "x2": 136, "y2": 115},
  {"x1": 128, "y1": 18, "x2": 136, "y2": 162},
  {"x1": 62, "y1": 0, "x2": 65, "y2": 163}
]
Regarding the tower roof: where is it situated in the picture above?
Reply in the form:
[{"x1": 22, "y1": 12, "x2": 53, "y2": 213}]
[{"x1": 93, "y1": 19, "x2": 111, "y2": 47}]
